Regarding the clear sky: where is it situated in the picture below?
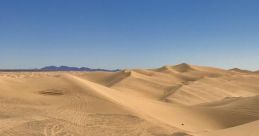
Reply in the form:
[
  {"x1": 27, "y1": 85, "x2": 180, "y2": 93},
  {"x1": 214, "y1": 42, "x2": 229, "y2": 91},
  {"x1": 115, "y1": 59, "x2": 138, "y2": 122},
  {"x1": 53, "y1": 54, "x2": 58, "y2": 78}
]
[{"x1": 1, "y1": 0, "x2": 259, "y2": 70}]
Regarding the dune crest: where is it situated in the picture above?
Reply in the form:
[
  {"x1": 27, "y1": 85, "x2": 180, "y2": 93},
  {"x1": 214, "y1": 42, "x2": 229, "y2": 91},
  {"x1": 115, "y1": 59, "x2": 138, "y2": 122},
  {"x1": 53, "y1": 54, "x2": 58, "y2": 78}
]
[{"x1": 172, "y1": 63, "x2": 195, "y2": 72}]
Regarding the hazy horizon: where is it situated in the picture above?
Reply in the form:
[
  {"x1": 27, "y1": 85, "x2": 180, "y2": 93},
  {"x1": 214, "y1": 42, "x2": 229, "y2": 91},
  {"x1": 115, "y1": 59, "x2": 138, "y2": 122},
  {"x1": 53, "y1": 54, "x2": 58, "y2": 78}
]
[
  {"x1": 1, "y1": 0, "x2": 259, "y2": 70},
  {"x1": 0, "y1": 63, "x2": 257, "y2": 72}
]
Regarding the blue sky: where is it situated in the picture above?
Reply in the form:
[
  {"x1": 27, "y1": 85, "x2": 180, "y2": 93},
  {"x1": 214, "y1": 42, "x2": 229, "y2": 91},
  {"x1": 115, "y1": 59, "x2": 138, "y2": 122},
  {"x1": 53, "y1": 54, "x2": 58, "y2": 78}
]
[{"x1": 1, "y1": 0, "x2": 259, "y2": 70}]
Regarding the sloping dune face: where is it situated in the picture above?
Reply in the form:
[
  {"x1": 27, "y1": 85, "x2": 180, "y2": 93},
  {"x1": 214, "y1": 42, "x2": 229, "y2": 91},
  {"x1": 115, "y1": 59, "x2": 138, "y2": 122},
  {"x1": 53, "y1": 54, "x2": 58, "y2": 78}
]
[{"x1": 1, "y1": 64, "x2": 259, "y2": 136}]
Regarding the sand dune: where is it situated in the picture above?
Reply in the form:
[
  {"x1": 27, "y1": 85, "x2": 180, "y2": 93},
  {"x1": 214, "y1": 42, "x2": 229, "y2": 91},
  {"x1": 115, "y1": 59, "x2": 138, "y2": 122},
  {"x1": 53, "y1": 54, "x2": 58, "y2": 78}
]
[{"x1": 1, "y1": 64, "x2": 259, "y2": 136}]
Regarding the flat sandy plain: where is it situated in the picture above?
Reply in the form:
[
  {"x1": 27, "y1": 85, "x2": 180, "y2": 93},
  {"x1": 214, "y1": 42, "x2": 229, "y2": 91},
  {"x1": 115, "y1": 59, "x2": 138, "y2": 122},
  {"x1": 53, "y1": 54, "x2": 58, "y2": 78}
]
[{"x1": 1, "y1": 63, "x2": 259, "y2": 136}]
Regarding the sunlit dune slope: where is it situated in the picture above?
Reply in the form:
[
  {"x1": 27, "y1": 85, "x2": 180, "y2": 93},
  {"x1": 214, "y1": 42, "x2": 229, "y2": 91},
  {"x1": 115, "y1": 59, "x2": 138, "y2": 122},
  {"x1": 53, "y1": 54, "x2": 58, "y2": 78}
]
[
  {"x1": 0, "y1": 73, "x2": 175, "y2": 136},
  {"x1": 199, "y1": 120, "x2": 259, "y2": 136}
]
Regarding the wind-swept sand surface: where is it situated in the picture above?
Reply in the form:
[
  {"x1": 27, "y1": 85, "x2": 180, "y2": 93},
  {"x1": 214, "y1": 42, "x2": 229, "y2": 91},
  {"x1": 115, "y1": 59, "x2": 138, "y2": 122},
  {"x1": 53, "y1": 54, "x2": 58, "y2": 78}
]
[{"x1": 1, "y1": 63, "x2": 259, "y2": 136}]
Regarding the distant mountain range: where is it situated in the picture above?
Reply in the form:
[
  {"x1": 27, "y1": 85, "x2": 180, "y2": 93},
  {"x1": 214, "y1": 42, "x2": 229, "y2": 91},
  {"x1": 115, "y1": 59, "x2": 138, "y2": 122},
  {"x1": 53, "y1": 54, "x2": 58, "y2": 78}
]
[{"x1": 0, "y1": 66, "x2": 119, "y2": 72}]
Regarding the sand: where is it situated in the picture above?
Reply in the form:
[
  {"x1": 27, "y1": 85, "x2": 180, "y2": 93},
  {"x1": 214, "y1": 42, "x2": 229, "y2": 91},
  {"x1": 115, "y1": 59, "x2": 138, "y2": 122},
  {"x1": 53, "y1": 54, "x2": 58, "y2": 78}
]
[{"x1": 0, "y1": 63, "x2": 259, "y2": 136}]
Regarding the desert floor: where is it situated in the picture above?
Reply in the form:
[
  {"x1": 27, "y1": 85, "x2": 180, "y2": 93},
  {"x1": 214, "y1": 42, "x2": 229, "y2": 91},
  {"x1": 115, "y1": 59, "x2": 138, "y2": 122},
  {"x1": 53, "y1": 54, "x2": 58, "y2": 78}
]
[{"x1": 1, "y1": 63, "x2": 259, "y2": 136}]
